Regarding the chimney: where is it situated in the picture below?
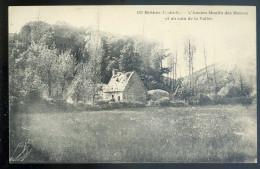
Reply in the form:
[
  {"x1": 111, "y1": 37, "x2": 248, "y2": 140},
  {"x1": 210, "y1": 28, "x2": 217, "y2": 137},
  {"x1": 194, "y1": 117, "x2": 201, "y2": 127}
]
[{"x1": 112, "y1": 69, "x2": 118, "y2": 76}]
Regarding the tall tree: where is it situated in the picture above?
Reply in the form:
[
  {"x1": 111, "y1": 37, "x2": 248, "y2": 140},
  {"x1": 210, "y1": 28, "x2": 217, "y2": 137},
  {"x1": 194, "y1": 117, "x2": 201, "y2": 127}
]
[
  {"x1": 100, "y1": 36, "x2": 112, "y2": 83},
  {"x1": 213, "y1": 48, "x2": 218, "y2": 94},
  {"x1": 56, "y1": 51, "x2": 76, "y2": 100},
  {"x1": 203, "y1": 45, "x2": 210, "y2": 92},
  {"x1": 150, "y1": 44, "x2": 170, "y2": 82},
  {"x1": 174, "y1": 50, "x2": 178, "y2": 89},
  {"x1": 184, "y1": 39, "x2": 196, "y2": 91},
  {"x1": 85, "y1": 29, "x2": 104, "y2": 104},
  {"x1": 27, "y1": 42, "x2": 59, "y2": 98},
  {"x1": 19, "y1": 21, "x2": 54, "y2": 47},
  {"x1": 167, "y1": 52, "x2": 175, "y2": 90},
  {"x1": 119, "y1": 42, "x2": 141, "y2": 72}
]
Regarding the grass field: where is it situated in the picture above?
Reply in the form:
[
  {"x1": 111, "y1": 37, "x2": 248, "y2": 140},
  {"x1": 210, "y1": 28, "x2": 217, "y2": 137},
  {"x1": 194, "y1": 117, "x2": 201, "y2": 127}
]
[{"x1": 10, "y1": 104, "x2": 257, "y2": 163}]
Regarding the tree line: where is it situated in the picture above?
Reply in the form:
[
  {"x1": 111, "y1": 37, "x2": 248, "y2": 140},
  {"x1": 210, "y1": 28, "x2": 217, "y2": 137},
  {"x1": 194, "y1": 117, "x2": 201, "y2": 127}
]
[
  {"x1": 9, "y1": 21, "x2": 255, "y2": 110},
  {"x1": 9, "y1": 21, "x2": 173, "y2": 108}
]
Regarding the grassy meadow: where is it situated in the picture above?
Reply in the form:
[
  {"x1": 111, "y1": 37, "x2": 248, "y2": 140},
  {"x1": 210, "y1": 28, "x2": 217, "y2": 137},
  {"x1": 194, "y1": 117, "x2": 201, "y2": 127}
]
[{"x1": 10, "y1": 104, "x2": 257, "y2": 163}]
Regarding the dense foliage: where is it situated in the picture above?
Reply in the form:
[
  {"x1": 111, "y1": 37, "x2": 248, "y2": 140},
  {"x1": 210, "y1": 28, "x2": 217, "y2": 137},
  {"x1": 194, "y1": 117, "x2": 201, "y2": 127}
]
[
  {"x1": 9, "y1": 21, "x2": 172, "y2": 109},
  {"x1": 9, "y1": 21, "x2": 256, "y2": 111}
]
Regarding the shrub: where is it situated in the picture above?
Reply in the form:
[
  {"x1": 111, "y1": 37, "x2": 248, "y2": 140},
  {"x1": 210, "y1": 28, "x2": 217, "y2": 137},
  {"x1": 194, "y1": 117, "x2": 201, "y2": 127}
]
[
  {"x1": 147, "y1": 100, "x2": 156, "y2": 107},
  {"x1": 154, "y1": 97, "x2": 171, "y2": 107},
  {"x1": 147, "y1": 98, "x2": 188, "y2": 107},
  {"x1": 47, "y1": 99, "x2": 74, "y2": 111},
  {"x1": 199, "y1": 94, "x2": 213, "y2": 105},
  {"x1": 24, "y1": 90, "x2": 42, "y2": 105},
  {"x1": 218, "y1": 83, "x2": 253, "y2": 98},
  {"x1": 100, "y1": 102, "x2": 145, "y2": 110},
  {"x1": 187, "y1": 95, "x2": 200, "y2": 105},
  {"x1": 108, "y1": 102, "x2": 121, "y2": 109},
  {"x1": 214, "y1": 96, "x2": 253, "y2": 105},
  {"x1": 183, "y1": 90, "x2": 194, "y2": 100},
  {"x1": 148, "y1": 89, "x2": 170, "y2": 101},
  {"x1": 74, "y1": 102, "x2": 89, "y2": 111},
  {"x1": 96, "y1": 100, "x2": 109, "y2": 106},
  {"x1": 226, "y1": 86, "x2": 241, "y2": 98},
  {"x1": 132, "y1": 102, "x2": 145, "y2": 108},
  {"x1": 74, "y1": 100, "x2": 147, "y2": 111},
  {"x1": 170, "y1": 100, "x2": 188, "y2": 107}
]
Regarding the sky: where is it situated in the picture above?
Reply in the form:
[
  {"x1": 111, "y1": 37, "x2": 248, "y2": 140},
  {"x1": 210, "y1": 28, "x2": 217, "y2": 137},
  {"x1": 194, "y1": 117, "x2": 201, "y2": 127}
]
[{"x1": 9, "y1": 6, "x2": 256, "y2": 77}]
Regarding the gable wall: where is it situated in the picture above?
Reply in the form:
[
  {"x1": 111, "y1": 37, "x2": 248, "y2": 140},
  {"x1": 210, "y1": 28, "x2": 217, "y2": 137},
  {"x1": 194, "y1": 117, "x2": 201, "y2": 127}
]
[{"x1": 123, "y1": 72, "x2": 147, "y2": 103}]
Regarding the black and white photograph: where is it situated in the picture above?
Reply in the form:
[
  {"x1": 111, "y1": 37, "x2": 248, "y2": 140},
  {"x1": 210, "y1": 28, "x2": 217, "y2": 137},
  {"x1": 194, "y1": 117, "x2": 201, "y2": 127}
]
[{"x1": 8, "y1": 5, "x2": 256, "y2": 163}]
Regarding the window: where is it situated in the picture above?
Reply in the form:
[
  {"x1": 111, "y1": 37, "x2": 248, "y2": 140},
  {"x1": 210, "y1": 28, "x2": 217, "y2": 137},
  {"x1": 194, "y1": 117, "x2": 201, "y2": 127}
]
[
  {"x1": 118, "y1": 96, "x2": 120, "y2": 102},
  {"x1": 111, "y1": 95, "x2": 115, "y2": 102}
]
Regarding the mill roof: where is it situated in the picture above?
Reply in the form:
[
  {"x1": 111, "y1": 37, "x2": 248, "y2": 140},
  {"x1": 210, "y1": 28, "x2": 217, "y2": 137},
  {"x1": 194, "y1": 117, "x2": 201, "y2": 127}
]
[{"x1": 103, "y1": 71, "x2": 134, "y2": 92}]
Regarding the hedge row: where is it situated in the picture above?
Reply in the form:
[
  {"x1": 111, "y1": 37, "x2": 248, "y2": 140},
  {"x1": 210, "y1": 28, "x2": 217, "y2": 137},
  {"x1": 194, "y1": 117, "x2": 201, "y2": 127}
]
[
  {"x1": 47, "y1": 96, "x2": 255, "y2": 112},
  {"x1": 16, "y1": 95, "x2": 255, "y2": 114},
  {"x1": 74, "y1": 101, "x2": 146, "y2": 111},
  {"x1": 187, "y1": 95, "x2": 254, "y2": 106}
]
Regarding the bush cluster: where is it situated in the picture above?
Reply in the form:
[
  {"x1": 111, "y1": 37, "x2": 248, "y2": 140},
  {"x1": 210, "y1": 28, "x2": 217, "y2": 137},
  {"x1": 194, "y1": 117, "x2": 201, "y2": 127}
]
[
  {"x1": 184, "y1": 94, "x2": 254, "y2": 106},
  {"x1": 170, "y1": 100, "x2": 189, "y2": 107},
  {"x1": 214, "y1": 96, "x2": 253, "y2": 105},
  {"x1": 148, "y1": 97, "x2": 188, "y2": 107},
  {"x1": 72, "y1": 101, "x2": 146, "y2": 111}
]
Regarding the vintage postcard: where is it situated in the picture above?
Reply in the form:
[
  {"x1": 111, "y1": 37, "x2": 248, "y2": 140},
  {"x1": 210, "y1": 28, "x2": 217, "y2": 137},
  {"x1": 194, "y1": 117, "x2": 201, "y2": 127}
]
[{"x1": 9, "y1": 5, "x2": 256, "y2": 163}]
